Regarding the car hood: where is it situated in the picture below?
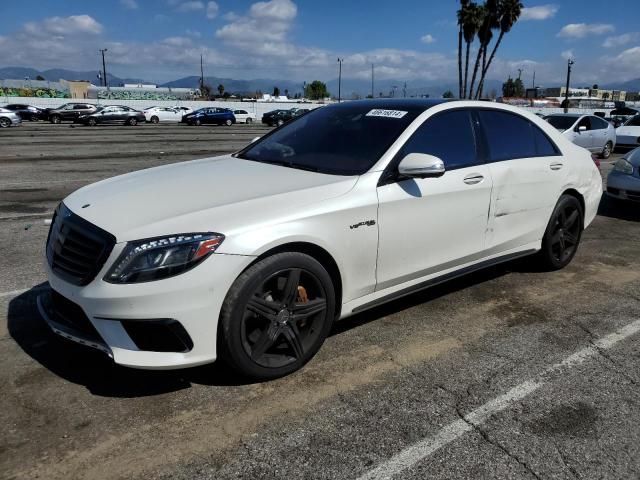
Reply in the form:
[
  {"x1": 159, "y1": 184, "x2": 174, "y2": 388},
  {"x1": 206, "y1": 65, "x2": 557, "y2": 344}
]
[{"x1": 64, "y1": 155, "x2": 358, "y2": 242}]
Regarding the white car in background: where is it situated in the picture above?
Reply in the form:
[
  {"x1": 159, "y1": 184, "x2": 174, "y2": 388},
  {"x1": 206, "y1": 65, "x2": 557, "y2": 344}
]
[
  {"x1": 615, "y1": 115, "x2": 640, "y2": 150},
  {"x1": 545, "y1": 113, "x2": 616, "y2": 158},
  {"x1": 39, "y1": 100, "x2": 602, "y2": 380},
  {"x1": 233, "y1": 109, "x2": 256, "y2": 124},
  {"x1": 144, "y1": 107, "x2": 188, "y2": 123}
]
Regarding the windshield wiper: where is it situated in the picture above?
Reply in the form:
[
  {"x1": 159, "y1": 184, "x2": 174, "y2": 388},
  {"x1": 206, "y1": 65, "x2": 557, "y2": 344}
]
[{"x1": 242, "y1": 157, "x2": 320, "y2": 172}]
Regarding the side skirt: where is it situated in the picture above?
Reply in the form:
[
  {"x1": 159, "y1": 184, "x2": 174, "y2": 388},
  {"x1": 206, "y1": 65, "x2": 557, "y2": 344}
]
[{"x1": 351, "y1": 249, "x2": 537, "y2": 314}]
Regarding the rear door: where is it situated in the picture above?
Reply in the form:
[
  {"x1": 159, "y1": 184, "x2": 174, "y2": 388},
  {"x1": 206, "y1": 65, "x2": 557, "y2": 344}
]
[
  {"x1": 476, "y1": 109, "x2": 567, "y2": 251},
  {"x1": 589, "y1": 116, "x2": 610, "y2": 151}
]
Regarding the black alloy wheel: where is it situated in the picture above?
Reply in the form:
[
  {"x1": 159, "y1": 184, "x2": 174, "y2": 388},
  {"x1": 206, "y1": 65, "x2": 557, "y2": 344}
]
[
  {"x1": 50, "y1": 115, "x2": 61, "y2": 124},
  {"x1": 600, "y1": 141, "x2": 612, "y2": 159},
  {"x1": 219, "y1": 252, "x2": 335, "y2": 379},
  {"x1": 150, "y1": 116, "x2": 159, "y2": 124},
  {"x1": 88, "y1": 118, "x2": 97, "y2": 127},
  {"x1": 539, "y1": 195, "x2": 583, "y2": 270},
  {"x1": 128, "y1": 117, "x2": 138, "y2": 126}
]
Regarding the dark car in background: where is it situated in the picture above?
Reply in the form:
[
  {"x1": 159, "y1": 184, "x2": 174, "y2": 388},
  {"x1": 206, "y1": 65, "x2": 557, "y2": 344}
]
[
  {"x1": 2, "y1": 104, "x2": 45, "y2": 121},
  {"x1": 46, "y1": 103, "x2": 98, "y2": 123},
  {"x1": 182, "y1": 107, "x2": 236, "y2": 126},
  {"x1": 75, "y1": 105, "x2": 146, "y2": 126},
  {"x1": 261, "y1": 108, "x2": 309, "y2": 127}
]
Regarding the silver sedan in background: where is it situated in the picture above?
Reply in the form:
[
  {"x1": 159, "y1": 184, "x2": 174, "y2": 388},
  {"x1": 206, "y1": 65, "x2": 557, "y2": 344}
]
[
  {"x1": 0, "y1": 108, "x2": 22, "y2": 128},
  {"x1": 607, "y1": 147, "x2": 640, "y2": 202},
  {"x1": 546, "y1": 113, "x2": 616, "y2": 159}
]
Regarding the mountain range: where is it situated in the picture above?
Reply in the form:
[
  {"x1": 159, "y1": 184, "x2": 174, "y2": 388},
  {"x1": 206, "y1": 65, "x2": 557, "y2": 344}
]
[{"x1": 1, "y1": 66, "x2": 638, "y2": 97}]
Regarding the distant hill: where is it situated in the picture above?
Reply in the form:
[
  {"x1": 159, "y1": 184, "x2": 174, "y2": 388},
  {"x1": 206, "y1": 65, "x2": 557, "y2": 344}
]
[
  {"x1": 161, "y1": 76, "x2": 305, "y2": 95},
  {"x1": 603, "y1": 78, "x2": 640, "y2": 92},
  {"x1": 0, "y1": 66, "x2": 146, "y2": 86}
]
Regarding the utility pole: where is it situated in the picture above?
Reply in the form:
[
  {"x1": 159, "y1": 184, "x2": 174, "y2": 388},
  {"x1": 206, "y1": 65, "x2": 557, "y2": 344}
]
[
  {"x1": 532, "y1": 70, "x2": 536, "y2": 89},
  {"x1": 403, "y1": 82, "x2": 407, "y2": 98},
  {"x1": 99, "y1": 49, "x2": 108, "y2": 87},
  {"x1": 337, "y1": 58, "x2": 343, "y2": 102},
  {"x1": 564, "y1": 58, "x2": 574, "y2": 113},
  {"x1": 200, "y1": 54, "x2": 205, "y2": 94},
  {"x1": 371, "y1": 63, "x2": 374, "y2": 99}
]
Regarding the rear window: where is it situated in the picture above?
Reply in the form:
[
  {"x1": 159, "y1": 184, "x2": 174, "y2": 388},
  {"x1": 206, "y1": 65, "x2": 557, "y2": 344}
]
[{"x1": 478, "y1": 110, "x2": 538, "y2": 161}]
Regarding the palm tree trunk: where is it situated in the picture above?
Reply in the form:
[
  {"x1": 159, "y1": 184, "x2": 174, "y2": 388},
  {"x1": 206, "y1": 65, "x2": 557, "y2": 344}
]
[
  {"x1": 463, "y1": 42, "x2": 471, "y2": 98},
  {"x1": 477, "y1": 32, "x2": 504, "y2": 99},
  {"x1": 468, "y1": 43, "x2": 484, "y2": 100},
  {"x1": 476, "y1": 44, "x2": 488, "y2": 99},
  {"x1": 458, "y1": 26, "x2": 463, "y2": 98}
]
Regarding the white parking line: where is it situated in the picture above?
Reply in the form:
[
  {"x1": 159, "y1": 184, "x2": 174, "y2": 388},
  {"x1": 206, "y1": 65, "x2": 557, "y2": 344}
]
[{"x1": 357, "y1": 319, "x2": 640, "y2": 480}]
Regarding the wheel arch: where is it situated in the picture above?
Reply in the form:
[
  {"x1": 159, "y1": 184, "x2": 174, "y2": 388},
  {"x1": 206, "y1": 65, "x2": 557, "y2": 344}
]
[
  {"x1": 561, "y1": 188, "x2": 586, "y2": 223},
  {"x1": 243, "y1": 241, "x2": 343, "y2": 317}
]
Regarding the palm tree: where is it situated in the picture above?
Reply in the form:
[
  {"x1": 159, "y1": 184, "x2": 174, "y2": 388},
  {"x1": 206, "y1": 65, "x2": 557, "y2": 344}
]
[
  {"x1": 469, "y1": 0, "x2": 499, "y2": 99},
  {"x1": 460, "y1": 2, "x2": 483, "y2": 98},
  {"x1": 457, "y1": 0, "x2": 470, "y2": 98},
  {"x1": 217, "y1": 84, "x2": 225, "y2": 96},
  {"x1": 475, "y1": 0, "x2": 523, "y2": 99}
]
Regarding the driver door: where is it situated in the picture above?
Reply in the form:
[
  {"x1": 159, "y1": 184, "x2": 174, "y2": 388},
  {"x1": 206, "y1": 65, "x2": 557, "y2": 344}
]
[
  {"x1": 376, "y1": 109, "x2": 492, "y2": 291},
  {"x1": 573, "y1": 116, "x2": 594, "y2": 150}
]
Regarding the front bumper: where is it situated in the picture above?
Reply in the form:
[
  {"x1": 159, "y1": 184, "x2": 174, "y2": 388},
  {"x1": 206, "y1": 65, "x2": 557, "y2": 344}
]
[
  {"x1": 606, "y1": 170, "x2": 640, "y2": 202},
  {"x1": 42, "y1": 249, "x2": 252, "y2": 369}
]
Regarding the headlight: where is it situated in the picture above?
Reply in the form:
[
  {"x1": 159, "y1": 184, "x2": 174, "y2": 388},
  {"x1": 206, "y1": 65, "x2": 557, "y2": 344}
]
[
  {"x1": 613, "y1": 159, "x2": 634, "y2": 175},
  {"x1": 104, "y1": 233, "x2": 224, "y2": 284}
]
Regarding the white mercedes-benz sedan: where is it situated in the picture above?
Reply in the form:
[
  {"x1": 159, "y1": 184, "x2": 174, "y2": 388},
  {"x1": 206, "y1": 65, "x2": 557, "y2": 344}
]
[{"x1": 39, "y1": 100, "x2": 602, "y2": 379}]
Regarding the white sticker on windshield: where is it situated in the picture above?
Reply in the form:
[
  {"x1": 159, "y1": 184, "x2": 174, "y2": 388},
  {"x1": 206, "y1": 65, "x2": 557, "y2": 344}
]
[{"x1": 365, "y1": 109, "x2": 408, "y2": 119}]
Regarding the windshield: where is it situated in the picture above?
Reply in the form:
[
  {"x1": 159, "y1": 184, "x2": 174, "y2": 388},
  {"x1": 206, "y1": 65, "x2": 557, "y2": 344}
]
[
  {"x1": 238, "y1": 103, "x2": 422, "y2": 175},
  {"x1": 624, "y1": 115, "x2": 640, "y2": 127},
  {"x1": 546, "y1": 115, "x2": 579, "y2": 131}
]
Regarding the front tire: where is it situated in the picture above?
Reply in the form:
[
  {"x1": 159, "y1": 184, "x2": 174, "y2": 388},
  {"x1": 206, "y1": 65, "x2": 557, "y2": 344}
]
[
  {"x1": 50, "y1": 115, "x2": 61, "y2": 124},
  {"x1": 219, "y1": 252, "x2": 336, "y2": 380},
  {"x1": 225, "y1": 119, "x2": 233, "y2": 126},
  {"x1": 600, "y1": 141, "x2": 612, "y2": 159},
  {"x1": 276, "y1": 119, "x2": 284, "y2": 127},
  {"x1": 127, "y1": 117, "x2": 138, "y2": 126},
  {"x1": 0, "y1": 117, "x2": 10, "y2": 128},
  {"x1": 246, "y1": 117, "x2": 253, "y2": 124},
  {"x1": 150, "y1": 116, "x2": 159, "y2": 124},
  {"x1": 538, "y1": 195, "x2": 583, "y2": 270},
  {"x1": 87, "y1": 118, "x2": 97, "y2": 127}
]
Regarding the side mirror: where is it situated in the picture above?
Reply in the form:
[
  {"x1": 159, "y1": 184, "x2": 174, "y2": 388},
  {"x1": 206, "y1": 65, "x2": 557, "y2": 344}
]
[
  {"x1": 398, "y1": 153, "x2": 445, "y2": 178},
  {"x1": 577, "y1": 125, "x2": 587, "y2": 132}
]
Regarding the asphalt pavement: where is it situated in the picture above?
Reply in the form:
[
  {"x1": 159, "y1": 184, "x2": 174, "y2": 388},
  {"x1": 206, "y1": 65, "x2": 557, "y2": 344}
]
[{"x1": 1, "y1": 122, "x2": 639, "y2": 480}]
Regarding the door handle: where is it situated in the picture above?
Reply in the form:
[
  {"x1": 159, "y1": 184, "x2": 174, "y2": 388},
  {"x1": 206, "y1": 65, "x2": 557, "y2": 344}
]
[
  {"x1": 550, "y1": 162, "x2": 563, "y2": 170},
  {"x1": 463, "y1": 174, "x2": 484, "y2": 185}
]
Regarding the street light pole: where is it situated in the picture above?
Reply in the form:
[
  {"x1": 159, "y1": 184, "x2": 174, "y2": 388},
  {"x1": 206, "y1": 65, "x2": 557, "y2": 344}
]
[
  {"x1": 564, "y1": 58, "x2": 574, "y2": 113},
  {"x1": 337, "y1": 58, "x2": 343, "y2": 102},
  {"x1": 371, "y1": 63, "x2": 374, "y2": 99},
  {"x1": 99, "y1": 49, "x2": 108, "y2": 88},
  {"x1": 200, "y1": 53, "x2": 204, "y2": 94}
]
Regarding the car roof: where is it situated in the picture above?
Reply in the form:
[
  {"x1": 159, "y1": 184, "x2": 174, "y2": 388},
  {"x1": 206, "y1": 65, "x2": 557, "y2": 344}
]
[
  {"x1": 327, "y1": 98, "x2": 450, "y2": 114},
  {"x1": 546, "y1": 113, "x2": 582, "y2": 118}
]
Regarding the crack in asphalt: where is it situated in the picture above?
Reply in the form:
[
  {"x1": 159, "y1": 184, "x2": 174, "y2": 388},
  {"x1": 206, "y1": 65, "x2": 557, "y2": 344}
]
[{"x1": 575, "y1": 322, "x2": 640, "y2": 388}]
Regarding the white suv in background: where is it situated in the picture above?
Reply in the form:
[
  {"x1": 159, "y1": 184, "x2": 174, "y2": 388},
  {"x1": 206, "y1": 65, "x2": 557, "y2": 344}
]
[{"x1": 40, "y1": 100, "x2": 602, "y2": 379}]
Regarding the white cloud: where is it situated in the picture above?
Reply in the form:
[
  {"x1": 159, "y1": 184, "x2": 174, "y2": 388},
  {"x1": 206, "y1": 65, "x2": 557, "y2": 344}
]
[
  {"x1": 185, "y1": 29, "x2": 201, "y2": 38},
  {"x1": 120, "y1": 0, "x2": 139, "y2": 9},
  {"x1": 24, "y1": 15, "x2": 103, "y2": 36},
  {"x1": 222, "y1": 11, "x2": 240, "y2": 21},
  {"x1": 603, "y1": 46, "x2": 640, "y2": 79},
  {"x1": 420, "y1": 34, "x2": 435, "y2": 44},
  {"x1": 216, "y1": 0, "x2": 297, "y2": 56},
  {"x1": 603, "y1": 32, "x2": 640, "y2": 48},
  {"x1": 561, "y1": 49, "x2": 574, "y2": 60},
  {"x1": 206, "y1": 1, "x2": 219, "y2": 19},
  {"x1": 557, "y1": 23, "x2": 614, "y2": 39},
  {"x1": 172, "y1": 1, "x2": 205, "y2": 12},
  {"x1": 520, "y1": 4, "x2": 558, "y2": 21}
]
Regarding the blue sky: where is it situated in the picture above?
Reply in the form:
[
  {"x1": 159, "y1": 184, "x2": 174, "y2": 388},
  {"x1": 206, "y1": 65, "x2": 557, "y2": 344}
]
[{"x1": 0, "y1": 0, "x2": 638, "y2": 85}]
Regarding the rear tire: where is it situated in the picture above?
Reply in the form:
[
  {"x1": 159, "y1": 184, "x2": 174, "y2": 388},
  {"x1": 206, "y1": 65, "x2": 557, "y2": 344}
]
[
  {"x1": 128, "y1": 117, "x2": 138, "y2": 126},
  {"x1": 277, "y1": 119, "x2": 284, "y2": 127},
  {"x1": 600, "y1": 141, "x2": 612, "y2": 159},
  {"x1": 150, "y1": 116, "x2": 159, "y2": 124},
  {"x1": 537, "y1": 195, "x2": 583, "y2": 271},
  {"x1": 225, "y1": 119, "x2": 233, "y2": 126},
  {"x1": 88, "y1": 118, "x2": 97, "y2": 127},
  {"x1": 246, "y1": 117, "x2": 253, "y2": 124},
  {"x1": 0, "y1": 117, "x2": 10, "y2": 128},
  {"x1": 195, "y1": 119, "x2": 202, "y2": 126},
  {"x1": 218, "y1": 252, "x2": 335, "y2": 380}
]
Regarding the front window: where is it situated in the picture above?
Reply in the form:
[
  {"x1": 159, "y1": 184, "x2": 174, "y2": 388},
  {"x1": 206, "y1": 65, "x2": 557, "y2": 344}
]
[
  {"x1": 237, "y1": 103, "x2": 422, "y2": 175},
  {"x1": 546, "y1": 115, "x2": 579, "y2": 131}
]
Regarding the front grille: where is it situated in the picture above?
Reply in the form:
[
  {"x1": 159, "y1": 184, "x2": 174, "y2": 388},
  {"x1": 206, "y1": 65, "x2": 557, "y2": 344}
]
[{"x1": 46, "y1": 203, "x2": 116, "y2": 286}]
